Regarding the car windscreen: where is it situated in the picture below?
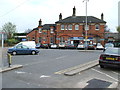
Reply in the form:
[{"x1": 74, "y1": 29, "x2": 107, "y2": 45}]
[
  {"x1": 105, "y1": 48, "x2": 120, "y2": 55},
  {"x1": 105, "y1": 44, "x2": 113, "y2": 47}
]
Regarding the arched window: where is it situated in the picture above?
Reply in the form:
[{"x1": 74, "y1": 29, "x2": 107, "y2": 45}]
[
  {"x1": 68, "y1": 25, "x2": 72, "y2": 30},
  {"x1": 61, "y1": 25, "x2": 64, "y2": 30},
  {"x1": 95, "y1": 24, "x2": 100, "y2": 30},
  {"x1": 75, "y1": 25, "x2": 79, "y2": 30}
]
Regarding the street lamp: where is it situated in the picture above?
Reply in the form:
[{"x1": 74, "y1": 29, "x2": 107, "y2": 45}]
[{"x1": 83, "y1": 0, "x2": 89, "y2": 50}]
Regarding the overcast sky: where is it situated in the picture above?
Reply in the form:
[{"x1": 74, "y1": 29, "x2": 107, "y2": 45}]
[{"x1": 0, "y1": 0, "x2": 119, "y2": 33}]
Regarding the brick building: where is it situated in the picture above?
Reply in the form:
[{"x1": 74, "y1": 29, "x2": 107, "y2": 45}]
[{"x1": 27, "y1": 7, "x2": 106, "y2": 46}]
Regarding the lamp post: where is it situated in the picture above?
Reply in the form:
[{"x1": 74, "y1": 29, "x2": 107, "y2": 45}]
[{"x1": 83, "y1": 0, "x2": 89, "y2": 50}]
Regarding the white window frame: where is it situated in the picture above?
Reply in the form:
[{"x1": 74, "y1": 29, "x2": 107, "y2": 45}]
[
  {"x1": 65, "y1": 25, "x2": 68, "y2": 30},
  {"x1": 68, "y1": 25, "x2": 72, "y2": 30},
  {"x1": 39, "y1": 28, "x2": 42, "y2": 33},
  {"x1": 61, "y1": 25, "x2": 64, "y2": 30},
  {"x1": 75, "y1": 25, "x2": 79, "y2": 30},
  {"x1": 95, "y1": 24, "x2": 100, "y2": 30}
]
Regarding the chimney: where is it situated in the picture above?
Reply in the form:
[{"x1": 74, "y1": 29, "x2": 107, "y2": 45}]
[
  {"x1": 59, "y1": 13, "x2": 62, "y2": 20},
  {"x1": 101, "y1": 13, "x2": 104, "y2": 20},
  {"x1": 72, "y1": 6, "x2": 76, "y2": 16},
  {"x1": 39, "y1": 19, "x2": 42, "y2": 26}
]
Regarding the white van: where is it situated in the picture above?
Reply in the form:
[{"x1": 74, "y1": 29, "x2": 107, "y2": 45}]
[{"x1": 15, "y1": 41, "x2": 36, "y2": 48}]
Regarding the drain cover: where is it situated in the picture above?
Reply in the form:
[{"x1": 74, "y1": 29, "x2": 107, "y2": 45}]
[{"x1": 84, "y1": 78, "x2": 112, "y2": 88}]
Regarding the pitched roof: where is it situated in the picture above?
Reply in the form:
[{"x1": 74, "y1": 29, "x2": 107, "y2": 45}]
[
  {"x1": 55, "y1": 16, "x2": 106, "y2": 23},
  {"x1": 42, "y1": 24, "x2": 56, "y2": 30}
]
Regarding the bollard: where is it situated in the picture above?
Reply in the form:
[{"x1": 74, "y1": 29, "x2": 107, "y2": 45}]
[{"x1": 7, "y1": 53, "x2": 12, "y2": 67}]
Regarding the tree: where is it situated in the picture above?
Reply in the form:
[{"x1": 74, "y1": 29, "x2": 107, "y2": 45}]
[
  {"x1": 2, "y1": 22, "x2": 16, "y2": 38},
  {"x1": 117, "y1": 26, "x2": 120, "y2": 33}
]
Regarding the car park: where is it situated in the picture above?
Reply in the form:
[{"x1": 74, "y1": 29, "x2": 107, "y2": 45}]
[
  {"x1": 65, "y1": 43, "x2": 76, "y2": 49},
  {"x1": 96, "y1": 43, "x2": 104, "y2": 50},
  {"x1": 99, "y1": 47, "x2": 120, "y2": 68},
  {"x1": 8, "y1": 44, "x2": 39, "y2": 55}
]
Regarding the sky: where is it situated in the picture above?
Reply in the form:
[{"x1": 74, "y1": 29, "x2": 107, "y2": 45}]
[{"x1": 0, "y1": 0, "x2": 119, "y2": 33}]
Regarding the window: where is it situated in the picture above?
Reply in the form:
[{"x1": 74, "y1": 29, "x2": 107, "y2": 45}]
[
  {"x1": 61, "y1": 25, "x2": 64, "y2": 30},
  {"x1": 39, "y1": 28, "x2": 42, "y2": 33},
  {"x1": 51, "y1": 28, "x2": 54, "y2": 33},
  {"x1": 68, "y1": 25, "x2": 72, "y2": 30},
  {"x1": 75, "y1": 25, "x2": 79, "y2": 30},
  {"x1": 95, "y1": 24, "x2": 100, "y2": 30},
  {"x1": 65, "y1": 25, "x2": 68, "y2": 30}
]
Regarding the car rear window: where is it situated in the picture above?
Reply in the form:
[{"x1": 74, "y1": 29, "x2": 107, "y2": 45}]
[{"x1": 105, "y1": 48, "x2": 120, "y2": 55}]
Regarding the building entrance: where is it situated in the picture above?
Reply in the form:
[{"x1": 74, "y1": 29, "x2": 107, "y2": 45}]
[{"x1": 73, "y1": 40, "x2": 79, "y2": 47}]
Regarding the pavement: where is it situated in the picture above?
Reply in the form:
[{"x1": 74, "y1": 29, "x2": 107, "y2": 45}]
[{"x1": 0, "y1": 65, "x2": 23, "y2": 73}]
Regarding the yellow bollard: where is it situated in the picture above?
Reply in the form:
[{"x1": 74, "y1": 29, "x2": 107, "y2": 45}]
[{"x1": 7, "y1": 53, "x2": 12, "y2": 67}]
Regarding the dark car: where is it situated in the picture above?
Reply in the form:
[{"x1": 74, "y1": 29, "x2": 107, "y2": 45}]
[
  {"x1": 88, "y1": 44, "x2": 96, "y2": 50},
  {"x1": 65, "y1": 43, "x2": 76, "y2": 49},
  {"x1": 40, "y1": 44, "x2": 49, "y2": 49},
  {"x1": 99, "y1": 47, "x2": 120, "y2": 68},
  {"x1": 8, "y1": 44, "x2": 39, "y2": 55}
]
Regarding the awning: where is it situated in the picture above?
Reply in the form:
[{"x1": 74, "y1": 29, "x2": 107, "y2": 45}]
[{"x1": 70, "y1": 37, "x2": 84, "y2": 40}]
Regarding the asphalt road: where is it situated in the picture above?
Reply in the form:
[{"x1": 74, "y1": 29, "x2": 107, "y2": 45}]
[{"x1": 1, "y1": 49, "x2": 119, "y2": 88}]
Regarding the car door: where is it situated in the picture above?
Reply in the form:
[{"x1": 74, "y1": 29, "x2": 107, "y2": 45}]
[
  {"x1": 21, "y1": 45, "x2": 31, "y2": 54},
  {"x1": 15, "y1": 45, "x2": 23, "y2": 54}
]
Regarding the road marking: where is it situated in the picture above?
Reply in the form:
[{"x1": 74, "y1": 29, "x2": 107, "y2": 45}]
[
  {"x1": 112, "y1": 71, "x2": 119, "y2": 75},
  {"x1": 56, "y1": 56, "x2": 67, "y2": 59},
  {"x1": 40, "y1": 75, "x2": 50, "y2": 78},
  {"x1": 91, "y1": 68, "x2": 118, "y2": 82}
]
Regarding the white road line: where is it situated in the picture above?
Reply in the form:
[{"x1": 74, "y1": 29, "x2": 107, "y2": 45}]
[
  {"x1": 91, "y1": 68, "x2": 118, "y2": 82},
  {"x1": 56, "y1": 56, "x2": 67, "y2": 59},
  {"x1": 112, "y1": 71, "x2": 119, "y2": 75}
]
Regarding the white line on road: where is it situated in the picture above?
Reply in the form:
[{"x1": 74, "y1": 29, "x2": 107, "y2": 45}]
[
  {"x1": 56, "y1": 56, "x2": 67, "y2": 60},
  {"x1": 91, "y1": 68, "x2": 118, "y2": 82}
]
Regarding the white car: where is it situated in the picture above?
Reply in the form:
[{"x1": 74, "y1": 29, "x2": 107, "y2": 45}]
[
  {"x1": 77, "y1": 44, "x2": 85, "y2": 49},
  {"x1": 58, "y1": 43, "x2": 66, "y2": 49},
  {"x1": 50, "y1": 44, "x2": 58, "y2": 49},
  {"x1": 96, "y1": 43, "x2": 104, "y2": 50}
]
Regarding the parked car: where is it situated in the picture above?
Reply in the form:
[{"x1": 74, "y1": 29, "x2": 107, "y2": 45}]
[
  {"x1": 88, "y1": 44, "x2": 96, "y2": 50},
  {"x1": 103, "y1": 43, "x2": 114, "y2": 51},
  {"x1": 77, "y1": 43, "x2": 85, "y2": 49},
  {"x1": 8, "y1": 44, "x2": 39, "y2": 55},
  {"x1": 35, "y1": 43, "x2": 41, "y2": 49},
  {"x1": 65, "y1": 43, "x2": 76, "y2": 49},
  {"x1": 99, "y1": 47, "x2": 120, "y2": 68},
  {"x1": 50, "y1": 44, "x2": 58, "y2": 49},
  {"x1": 96, "y1": 43, "x2": 104, "y2": 50},
  {"x1": 58, "y1": 42, "x2": 66, "y2": 49},
  {"x1": 40, "y1": 44, "x2": 49, "y2": 49}
]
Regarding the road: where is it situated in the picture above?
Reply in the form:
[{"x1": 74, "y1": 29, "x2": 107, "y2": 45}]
[{"x1": 1, "y1": 49, "x2": 120, "y2": 88}]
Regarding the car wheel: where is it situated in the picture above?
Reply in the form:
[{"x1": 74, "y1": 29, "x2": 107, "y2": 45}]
[
  {"x1": 100, "y1": 65, "x2": 104, "y2": 68},
  {"x1": 12, "y1": 51, "x2": 17, "y2": 55},
  {"x1": 31, "y1": 51, "x2": 36, "y2": 55}
]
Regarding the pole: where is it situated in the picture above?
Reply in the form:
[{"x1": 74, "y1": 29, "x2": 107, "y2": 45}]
[
  {"x1": 83, "y1": 0, "x2": 89, "y2": 50},
  {"x1": 2, "y1": 33, "x2": 4, "y2": 48}
]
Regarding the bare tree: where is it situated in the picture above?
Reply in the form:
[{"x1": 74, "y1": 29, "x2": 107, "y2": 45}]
[{"x1": 2, "y1": 22, "x2": 16, "y2": 38}]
